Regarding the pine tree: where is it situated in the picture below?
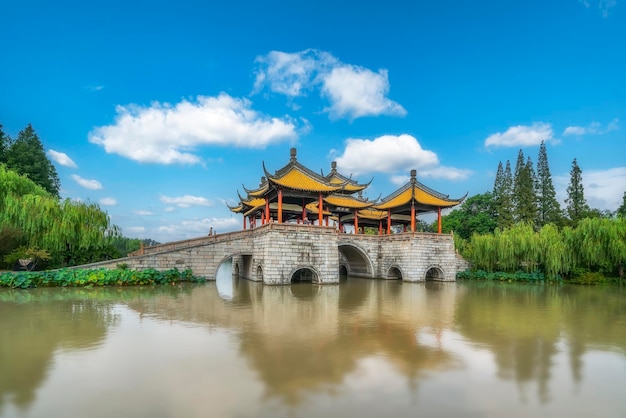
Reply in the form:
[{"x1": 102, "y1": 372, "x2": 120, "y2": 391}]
[
  {"x1": 616, "y1": 191, "x2": 626, "y2": 218},
  {"x1": 493, "y1": 160, "x2": 514, "y2": 229},
  {"x1": 0, "y1": 124, "x2": 9, "y2": 164},
  {"x1": 5, "y1": 124, "x2": 60, "y2": 197},
  {"x1": 513, "y1": 149, "x2": 538, "y2": 225},
  {"x1": 565, "y1": 158, "x2": 590, "y2": 226},
  {"x1": 536, "y1": 141, "x2": 561, "y2": 227}
]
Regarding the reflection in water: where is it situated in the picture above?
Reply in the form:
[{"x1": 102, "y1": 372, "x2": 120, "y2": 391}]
[{"x1": 1, "y1": 278, "x2": 625, "y2": 418}]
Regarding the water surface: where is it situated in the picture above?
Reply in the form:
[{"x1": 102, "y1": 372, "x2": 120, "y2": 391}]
[{"x1": 1, "y1": 265, "x2": 625, "y2": 418}]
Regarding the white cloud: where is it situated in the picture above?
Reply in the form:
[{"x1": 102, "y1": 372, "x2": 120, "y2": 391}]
[
  {"x1": 85, "y1": 85, "x2": 104, "y2": 92},
  {"x1": 71, "y1": 174, "x2": 103, "y2": 190},
  {"x1": 334, "y1": 134, "x2": 438, "y2": 176},
  {"x1": 134, "y1": 217, "x2": 239, "y2": 242},
  {"x1": 125, "y1": 226, "x2": 145, "y2": 234},
  {"x1": 321, "y1": 65, "x2": 407, "y2": 119},
  {"x1": 555, "y1": 166, "x2": 626, "y2": 211},
  {"x1": 418, "y1": 166, "x2": 473, "y2": 181},
  {"x1": 47, "y1": 150, "x2": 78, "y2": 168},
  {"x1": 484, "y1": 122, "x2": 554, "y2": 148},
  {"x1": 390, "y1": 175, "x2": 410, "y2": 186},
  {"x1": 253, "y1": 49, "x2": 406, "y2": 120},
  {"x1": 88, "y1": 93, "x2": 299, "y2": 164},
  {"x1": 99, "y1": 197, "x2": 117, "y2": 206},
  {"x1": 159, "y1": 195, "x2": 213, "y2": 208},
  {"x1": 134, "y1": 210, "x2": 154, "y2": 216},
  {"x1": 563, "y1": 118, "x2": 619, "y2": 136},
  {"x1": 580, "y1": 0, "x2": 617, "y2": 17}
]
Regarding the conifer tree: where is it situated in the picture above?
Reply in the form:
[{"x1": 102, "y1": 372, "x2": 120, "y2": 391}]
[
  {"x1": 5, "y1": 124, "x2": 60, "y2": 197},
  {"x1": 513, "y1": 149, "x2": 538, "y2": 225},
  {"x1": 536, "y1": 141, "x2": 561, "y2": 226},
  {"x1": 493, "y1": 160, "x2": 514, "y2": 229},
  {"x1": 0, "y1": 124, "x2": 8, "y2": 164},
  {"x1": 616, "y1": 191, "x2": 626, "y2": 218},
  {"x1": 565, "y1": 158, "x2": 590, "y2": 226}
]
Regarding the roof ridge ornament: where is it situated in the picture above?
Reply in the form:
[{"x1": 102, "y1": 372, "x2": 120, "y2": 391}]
[
  {"x1": 410, "y1": 169, "x2": 417, "y2": 183},
  {"x1": 290, "y1": 147, "x2": 297, "y2": 162}
]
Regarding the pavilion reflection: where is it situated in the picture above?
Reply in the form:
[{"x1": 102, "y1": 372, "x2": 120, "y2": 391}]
[{"x1": 126, "y1": 278, "x2": 464, "y2": 406}]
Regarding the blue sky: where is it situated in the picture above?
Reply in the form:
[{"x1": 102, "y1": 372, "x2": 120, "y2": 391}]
[{"x1": 2, "y1": 0, "x2": 625, "y2": 242}]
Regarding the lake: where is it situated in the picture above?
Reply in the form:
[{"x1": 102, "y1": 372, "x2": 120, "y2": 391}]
[{"x1": 1, "y1": 263, "x2": 625, "y2": 418}]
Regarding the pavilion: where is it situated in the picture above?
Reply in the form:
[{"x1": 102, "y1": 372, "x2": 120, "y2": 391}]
[{"x1": 229, "y1": 148, "x2": 465, "y2": 234}]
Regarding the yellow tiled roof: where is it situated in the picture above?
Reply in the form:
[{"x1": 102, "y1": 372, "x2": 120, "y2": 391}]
[
  {"x1": 324, "y1": 194, "x2": 373, "y2": 209},
  {"x1": 271, "y1": 169, "x2": 344, "y2": 193},
  {"x1": 375, "y1": 185, "x2": 463, "y2": 210}
]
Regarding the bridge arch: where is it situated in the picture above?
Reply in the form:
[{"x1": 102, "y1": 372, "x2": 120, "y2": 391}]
[
  {"x1": 425, "y1": 265, "x2": 445, "y2": 281},
  {"x1": 338, "y1": 243, "x2": 374, "y2": 278},
  {"x1": 386, "y1": 265, "x2": 403, "y2": 280},
  {"x1": 289, "y1": 265, "x2": 320, "y2": 283}
]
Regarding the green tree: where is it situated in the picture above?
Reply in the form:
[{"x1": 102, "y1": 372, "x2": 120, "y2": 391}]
[
  {"x1": 493, "y1": 161, "x2": 514, "y2": 229},
  {"x1": 5, "y1": 124, "x2": 60, "y2": 197},
  {"x1": 0, "y1": 123, "x2": 9, "y2": 164},
  {"x1": 617, "y1": 191, "x2": 626, "y2": 218},
  {"x1": 513, "y1": 149, "x2": 538, "y2": 225},
  {"x1": 565, "y1": 158, "x2": 590, "y2": 226},
  {"x1": 0, "y1": 165, "x2": 119, "y2": 267},
  {"x1": 437, "y1": 192, "x2": 496, "y2": 240},
  {"x1": 536, "y1": 141, "x2": 561, "y2": 227}
]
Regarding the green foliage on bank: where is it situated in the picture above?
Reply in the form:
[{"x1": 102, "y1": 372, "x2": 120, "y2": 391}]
[
  {"x1": 457, "y1": 270, "x2": 553, "y2": 283},
  {"x1": 458, "y1": 217, "x2": 626, "y2": 284},
  {"x1": 0, "y1": 267, "x2": 205, "y2": 289}
]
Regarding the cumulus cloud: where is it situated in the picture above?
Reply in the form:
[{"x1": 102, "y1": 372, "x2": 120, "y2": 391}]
[
  {"x1": 555, "y1": 166, "x2": 626, "y2": 211},
  {"x1": 580, "y1": 0, "x2": 618, "y2": 17},
  {"x1": 88, "y1": 93, "x2": 299, "y2": 164},
  {"x1": 125, "y1": 226, "x2": 145, "y2": 234},
  {"x1": 418, "y1": 166, "x2": 473, "y2": 181},
  {"x1": 334, "y1": 134, "x2": 438, "y2": 176},
  {"x1": 563, "y1": 118, "x2": 619, "y2": 136},
  {"x1": 71, "y1": 174, "x2": 103, "y2": 190},
  {"x1": 253, "y1": 49, "x2": 406, "y2": 120},
  {"x1": 159, "y1": 195, "x2": 213, "y2": 208},
  {"x1": 134, "y1": 210, "x2": 154, "y2": 216},
  {"x1": 485, "y1": 123, "x2": 554, "y2": 148},
  {"x1": 47, "y1": 150, "x2": 78, "y2": 168},
  {"x1": 142, "y1": 217, "x2": 239, "y2": 242},
  {"x1": 99, "y1": 197, "x2": 117, "y2": 206}
]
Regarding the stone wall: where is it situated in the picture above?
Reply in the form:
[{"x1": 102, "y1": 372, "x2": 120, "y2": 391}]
[{"x1": 78, "y1": 224, "x2": 468, "y2": 284}]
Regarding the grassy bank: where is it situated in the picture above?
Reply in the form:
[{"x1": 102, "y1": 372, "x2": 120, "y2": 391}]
[
  {"x1": 457, "y1": 269, "x2": 623, "y2": 285},
  {"x1": 0, "y1": 267, "x2": 205, "y2": 289}
]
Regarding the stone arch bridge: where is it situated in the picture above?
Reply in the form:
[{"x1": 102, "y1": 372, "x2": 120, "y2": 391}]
[{"x1": 91, "y1": 223, "x2": 468, "y2": 284}]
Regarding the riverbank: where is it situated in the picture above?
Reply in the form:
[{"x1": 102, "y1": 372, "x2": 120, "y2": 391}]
[
  {"x1": 0, "y1": 267, "x2": 205, "y2": 289},
  {"x1": 457, "y1": 269, "x2": 624, "y2": 285}
]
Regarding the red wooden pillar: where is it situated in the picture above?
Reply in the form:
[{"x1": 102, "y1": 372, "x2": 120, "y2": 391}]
[
  {"x1": 411, "y1": 200, "x2": 415, "y2": 232},
  {"x1": 277, "y1": 188, "x2": 283, "y2": 223},
  {"x1": 318, "y1": 192, "x2": 323, "y2": 226},
  {"x1": 265, "y1": 197, "x2": 270, "y2": 223},
  {"x1": 302, "y1": 199, "x2": 306, "y2": 223},
  {"x1": 354, "y1": 210, "x2": 359, "y2": 234},
  {"x1": 378, "y1": 220, "x2": 382, "y2": 235},
  {"x1": 243, "y1": 216, "x2": 247, "y2": 230},
  {"x1": 387, "y1": 210, "x2": 391, "y2": 234},
  {"x1": 262, "y1": 209, "x2": 266, "y2": 225},
  {"x1": 438, "y1": 206, "x2": 442, "y2": 234}
]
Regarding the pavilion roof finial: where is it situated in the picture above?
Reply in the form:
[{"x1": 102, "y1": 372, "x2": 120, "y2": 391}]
[
  {"x1": 290, "y1": 147, "x2": 297, "y2": 162},
  {"x1": 410, "y1": 169, "x2": 417, "y2": 182},
  {"x1": 331, "y1": 161, "x2": 337, "y2": 171}
]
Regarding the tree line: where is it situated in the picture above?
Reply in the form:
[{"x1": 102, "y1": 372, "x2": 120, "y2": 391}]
[
  {"x1": 1, "y1": 123, "x2": 158, "y2": 270},
  {"x1": 440, "y1": 141, "x2": 626, "y2": 281}
]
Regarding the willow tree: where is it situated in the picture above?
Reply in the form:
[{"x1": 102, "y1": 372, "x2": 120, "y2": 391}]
[
  {"x1": 573, "y1": 217, "x2": 626, "y2": 276},
  {"x1": 0, "y1": 165, "x2": 119, "y2": 266}
]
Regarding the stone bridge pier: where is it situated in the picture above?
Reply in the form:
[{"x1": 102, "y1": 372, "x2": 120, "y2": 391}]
[{"x1": 85, "y1": 223, "x2": 468, "y2": 284}]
